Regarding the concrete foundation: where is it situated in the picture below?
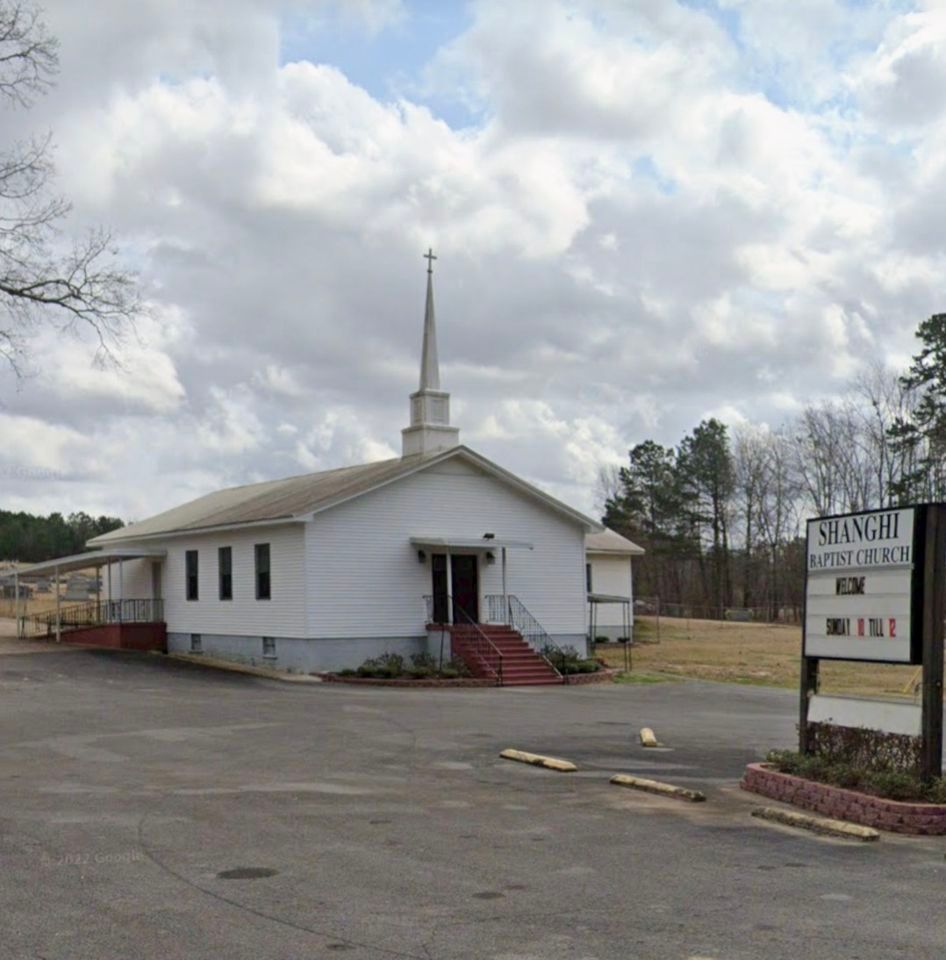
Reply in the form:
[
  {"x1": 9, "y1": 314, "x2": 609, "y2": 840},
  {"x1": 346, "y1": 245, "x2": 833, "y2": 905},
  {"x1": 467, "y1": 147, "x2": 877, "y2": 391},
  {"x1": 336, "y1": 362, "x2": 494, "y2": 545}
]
[{"x1": 166, "y1": 633, "x2": 428, "y2": 674}]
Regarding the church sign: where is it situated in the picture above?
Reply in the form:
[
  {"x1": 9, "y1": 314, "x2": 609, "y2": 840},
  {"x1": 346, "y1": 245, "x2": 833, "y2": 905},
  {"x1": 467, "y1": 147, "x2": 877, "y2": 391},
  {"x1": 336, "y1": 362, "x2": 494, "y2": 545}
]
[
  {"x1": 804, "y1": 507, "x2": 919, "y2": 664},
  {"x1": 800, "y1": 504, "x2": 946, "y2": 781}
]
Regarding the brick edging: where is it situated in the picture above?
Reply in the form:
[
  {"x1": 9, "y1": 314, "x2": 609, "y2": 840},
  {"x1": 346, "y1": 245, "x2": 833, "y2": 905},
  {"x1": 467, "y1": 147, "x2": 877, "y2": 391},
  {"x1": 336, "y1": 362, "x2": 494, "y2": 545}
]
[
  {"x1": 317, "y1": 667, "x2": 617, "y2": 688},
  {"x1": 317, "y1": 673, "x2": 497, "y2": 688},
  {"x1": 741, "y1": 762, "x2": 946, "y2": 835}
]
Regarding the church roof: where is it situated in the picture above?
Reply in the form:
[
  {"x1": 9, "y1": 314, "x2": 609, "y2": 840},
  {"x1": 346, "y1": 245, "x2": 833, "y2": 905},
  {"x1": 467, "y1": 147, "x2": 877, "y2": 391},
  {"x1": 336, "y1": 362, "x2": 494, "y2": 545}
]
[
  {"x1": 585, "y1": 528, "x2": 645, "y2": 555},
  {"x1": 88, "y1": 446, "x2": 601, "y2": 546}
]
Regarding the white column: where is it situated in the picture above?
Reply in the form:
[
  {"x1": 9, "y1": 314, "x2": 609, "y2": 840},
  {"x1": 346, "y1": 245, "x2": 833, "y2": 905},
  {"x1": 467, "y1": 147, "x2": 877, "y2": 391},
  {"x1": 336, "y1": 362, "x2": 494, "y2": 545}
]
[
  {"x1": 55, "y1": 565, "x2": 61, "y2": 643},
  {"x1": 501, "y1": 547, "x2": 508, "y2": 623},
  {"x1": 118, "y1": 560, "x2": 124, "y2": 623},
  {"x1": 107, "y1": 562, "x2": 112, "y2": 622}
]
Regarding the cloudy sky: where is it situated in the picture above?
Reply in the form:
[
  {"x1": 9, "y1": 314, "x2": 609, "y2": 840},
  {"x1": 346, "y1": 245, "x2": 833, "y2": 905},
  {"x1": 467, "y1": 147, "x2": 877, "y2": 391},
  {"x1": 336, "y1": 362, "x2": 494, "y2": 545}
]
[{"x1": 1, "y1": 0, "x2": 944, "y2": 522}]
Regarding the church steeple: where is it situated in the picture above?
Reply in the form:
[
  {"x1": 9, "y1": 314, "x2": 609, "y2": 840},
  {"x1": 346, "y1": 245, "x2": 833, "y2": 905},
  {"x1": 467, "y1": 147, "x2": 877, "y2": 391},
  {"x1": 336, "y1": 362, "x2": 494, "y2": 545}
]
[
  {"x1": 401, "y1": 248, "x2": 460, "y2": 458},
  {"x1": 419, "y1": 248, "x2": 440, "y2": 391}
]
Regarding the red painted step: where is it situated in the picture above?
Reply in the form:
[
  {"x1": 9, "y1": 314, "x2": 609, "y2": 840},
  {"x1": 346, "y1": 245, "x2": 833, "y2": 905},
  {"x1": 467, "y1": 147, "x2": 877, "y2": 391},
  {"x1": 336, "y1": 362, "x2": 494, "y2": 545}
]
[{"x1": 450, "y1": 625, "x2": 562, "y2": 686}]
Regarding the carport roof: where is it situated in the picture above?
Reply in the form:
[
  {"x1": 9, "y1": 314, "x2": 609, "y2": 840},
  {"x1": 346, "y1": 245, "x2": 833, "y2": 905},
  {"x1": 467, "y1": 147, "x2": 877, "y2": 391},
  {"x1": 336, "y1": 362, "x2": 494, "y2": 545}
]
[{"x1": 14, "y1": 547, "x2": 167, "y2": 578}]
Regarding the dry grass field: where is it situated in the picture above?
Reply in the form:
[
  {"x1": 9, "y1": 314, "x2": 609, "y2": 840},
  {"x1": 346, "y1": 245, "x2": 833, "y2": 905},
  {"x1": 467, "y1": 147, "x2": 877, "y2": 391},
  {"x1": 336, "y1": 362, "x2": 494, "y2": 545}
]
[{"x1": 598, "y1": 616, "x2": 922, "y2": 699}]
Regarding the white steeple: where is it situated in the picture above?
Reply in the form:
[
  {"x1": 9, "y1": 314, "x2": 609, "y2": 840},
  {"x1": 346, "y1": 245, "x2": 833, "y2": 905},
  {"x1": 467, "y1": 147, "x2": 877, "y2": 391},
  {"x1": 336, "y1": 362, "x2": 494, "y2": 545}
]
[{"x1": 401, "y1": 248, "x2": 460, "y2": 458}]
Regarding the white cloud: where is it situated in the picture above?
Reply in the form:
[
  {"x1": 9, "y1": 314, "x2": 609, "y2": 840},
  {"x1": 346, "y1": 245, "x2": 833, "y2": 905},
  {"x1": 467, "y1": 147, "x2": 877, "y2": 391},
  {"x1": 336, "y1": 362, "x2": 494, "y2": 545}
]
[{"x1": 2, "y1": 0, "x2": 945, "y2": 522}]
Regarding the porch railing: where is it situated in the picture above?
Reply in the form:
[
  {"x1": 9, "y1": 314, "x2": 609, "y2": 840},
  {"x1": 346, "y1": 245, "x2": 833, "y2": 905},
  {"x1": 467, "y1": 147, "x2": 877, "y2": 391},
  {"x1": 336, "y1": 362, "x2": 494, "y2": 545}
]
[
  {"x1": 485, "y1": 593, "x2": 565, "y2": 681},
  {"x1": 423, "y1": 594, "x2": 504, "y2": 686},
  {"x1": 25, "y1": 598, "x2": 165, "y2": 637}
]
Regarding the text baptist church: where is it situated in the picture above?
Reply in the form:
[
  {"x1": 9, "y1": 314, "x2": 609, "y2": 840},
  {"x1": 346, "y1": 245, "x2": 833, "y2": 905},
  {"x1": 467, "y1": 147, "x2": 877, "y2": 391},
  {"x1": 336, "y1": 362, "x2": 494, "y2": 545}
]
[{"x1": 810, "y1": 510, "x2": 912, "y2": 571}]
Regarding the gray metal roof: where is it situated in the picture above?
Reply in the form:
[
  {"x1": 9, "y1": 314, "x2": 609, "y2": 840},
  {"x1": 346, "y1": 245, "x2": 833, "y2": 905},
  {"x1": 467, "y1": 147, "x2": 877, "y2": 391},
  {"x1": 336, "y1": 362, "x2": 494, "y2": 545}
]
[
  {"x1": 15, "y1": 547, "x2": 167, "y2": 578},
  {"x1": 585, "y1": 528, "x2": 645, "y2": 556},
  {"x1": 89, "y1": 446, "x2": 601, "y2": 546}
]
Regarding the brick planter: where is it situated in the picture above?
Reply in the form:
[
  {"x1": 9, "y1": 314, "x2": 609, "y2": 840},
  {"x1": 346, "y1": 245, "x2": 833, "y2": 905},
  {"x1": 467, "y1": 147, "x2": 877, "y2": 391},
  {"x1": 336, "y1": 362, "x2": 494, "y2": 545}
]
[{"x1": 741, "y1": 762, "x2": 946, "y2": 836}]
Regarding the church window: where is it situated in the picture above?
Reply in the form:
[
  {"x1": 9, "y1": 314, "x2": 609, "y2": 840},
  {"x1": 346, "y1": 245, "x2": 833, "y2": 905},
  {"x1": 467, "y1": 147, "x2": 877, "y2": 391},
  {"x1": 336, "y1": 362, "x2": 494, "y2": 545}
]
[
  {"x1": 186, "y1": 550, "x2": 199, "y2": 601},
  {"x1": 255, "y1": 543, "x2": 271, "y2": 600},
  {"x1": 219, "y1": 546, "x2": 232, "y2": 600}
]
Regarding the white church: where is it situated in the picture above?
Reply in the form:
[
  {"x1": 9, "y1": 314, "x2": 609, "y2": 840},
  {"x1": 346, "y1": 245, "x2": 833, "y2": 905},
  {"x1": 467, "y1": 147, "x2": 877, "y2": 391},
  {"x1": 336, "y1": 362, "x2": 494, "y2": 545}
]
[{"x1": 17, "y1": 254, "x2": 642, "y2": 684}]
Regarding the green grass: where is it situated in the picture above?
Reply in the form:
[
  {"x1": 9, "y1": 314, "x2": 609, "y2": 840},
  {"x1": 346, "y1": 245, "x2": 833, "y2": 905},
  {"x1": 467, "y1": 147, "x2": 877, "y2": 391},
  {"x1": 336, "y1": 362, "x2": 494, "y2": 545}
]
[{"x1": 611, "y1": 671, "x2": 679, "y2": 684}]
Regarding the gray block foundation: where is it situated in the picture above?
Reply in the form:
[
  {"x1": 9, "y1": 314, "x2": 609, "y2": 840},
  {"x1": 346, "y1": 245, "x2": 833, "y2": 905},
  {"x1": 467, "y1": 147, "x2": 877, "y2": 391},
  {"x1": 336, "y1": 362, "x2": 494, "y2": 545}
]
[{"x1": 167, "y1": 633, "x2": 428, "y2": 674}]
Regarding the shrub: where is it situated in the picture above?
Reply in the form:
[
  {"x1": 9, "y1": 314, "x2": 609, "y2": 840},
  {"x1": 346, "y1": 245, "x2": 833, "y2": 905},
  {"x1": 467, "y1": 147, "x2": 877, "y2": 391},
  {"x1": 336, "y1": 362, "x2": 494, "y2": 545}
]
[
  {"x1": 356, "y1": 658, "x2": 381, "y2": 678},
  {"x1": 577, "y1": 659, "x2": 601, "y2": 673},
  {"x1": 543, "y1": 644, "x2": 582, "y2": 674},
  {"x1": 411, "y1": 652, "x2": 437, "y2": 670},
  {"x1": 445, "y1": 657, "x2": 470, "y2": 677},
  {"x1": 594, "y1": 636, "x2": 610, "y2": 644},
  {"x1": 765, "y1": 749, "x2": 946, "y2": 803},
  {"x1": 337, "y1": 668, "x2": 356, "y2": 677},
  {"x1": 376, "y1": 652, "x2": 404, "y2": 676},
  {"x1": 807, "y1": 722, "x2": 921, "y2": 776}
]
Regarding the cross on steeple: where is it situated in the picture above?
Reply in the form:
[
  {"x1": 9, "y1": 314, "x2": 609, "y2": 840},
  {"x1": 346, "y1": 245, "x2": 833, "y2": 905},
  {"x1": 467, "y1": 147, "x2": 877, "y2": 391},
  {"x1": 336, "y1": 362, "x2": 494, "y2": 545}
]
[{"x1": 424, "y1": 247, "x2": 437, "y2": 274}]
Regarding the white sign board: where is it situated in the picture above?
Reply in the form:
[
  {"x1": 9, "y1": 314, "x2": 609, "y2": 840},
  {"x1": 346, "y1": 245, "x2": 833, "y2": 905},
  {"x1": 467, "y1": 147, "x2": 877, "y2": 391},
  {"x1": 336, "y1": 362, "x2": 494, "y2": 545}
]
[
  {"x1": 808, "y1": 694, "x2": 921, "y2": 737},
  {"x1": 804, "y1": 508, "x2": 917, "y2": 663}
]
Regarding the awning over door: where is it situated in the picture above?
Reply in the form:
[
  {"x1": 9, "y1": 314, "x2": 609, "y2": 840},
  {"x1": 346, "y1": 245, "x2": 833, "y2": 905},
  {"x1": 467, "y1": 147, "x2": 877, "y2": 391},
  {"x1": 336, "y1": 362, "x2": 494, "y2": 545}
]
[{"x1": 409, "y1": 536, "x2": 533, "y2": 551}]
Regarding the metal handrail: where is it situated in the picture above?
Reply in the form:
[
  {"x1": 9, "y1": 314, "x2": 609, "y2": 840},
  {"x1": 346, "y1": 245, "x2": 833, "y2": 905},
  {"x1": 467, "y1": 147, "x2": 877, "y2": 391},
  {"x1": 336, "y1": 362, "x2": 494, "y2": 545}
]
[
  {"x1": 24, "y1": 598, "x2": 165, "y2": 637},
  {"x1": 423, "y1": 594, "x2": 504, "y2": 686},
  {"x1": 485, "y1": 593, "x2": 564, "y2": 680}
]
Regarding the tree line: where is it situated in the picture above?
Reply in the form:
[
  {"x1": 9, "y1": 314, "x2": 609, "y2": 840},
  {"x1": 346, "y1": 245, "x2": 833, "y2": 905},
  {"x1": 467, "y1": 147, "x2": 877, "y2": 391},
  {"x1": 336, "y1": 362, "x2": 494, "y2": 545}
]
[
  {"x1": 0, "y1": 511, "x2": 123, "y2": 565},
  {"x1": 601, "y1": 313, "x2": 946, "y2": 619}
]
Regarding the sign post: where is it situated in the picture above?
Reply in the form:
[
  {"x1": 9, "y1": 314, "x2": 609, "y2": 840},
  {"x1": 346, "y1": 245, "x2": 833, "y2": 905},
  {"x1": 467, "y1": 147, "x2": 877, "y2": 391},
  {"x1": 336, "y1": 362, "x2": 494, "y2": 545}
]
[
  {"x1": 800, "y1": 504, "x2": 945, "y2": 781},
  {"x1": 920, "y1": 507, "x2": 945, "y2": 781}
]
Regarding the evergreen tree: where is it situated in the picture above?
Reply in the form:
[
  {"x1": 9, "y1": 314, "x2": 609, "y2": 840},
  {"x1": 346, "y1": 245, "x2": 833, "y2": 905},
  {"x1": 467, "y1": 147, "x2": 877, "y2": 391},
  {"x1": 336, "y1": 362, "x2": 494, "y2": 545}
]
[{"x1": 888, "y1": 313, "x2": 946, "y2": 502}]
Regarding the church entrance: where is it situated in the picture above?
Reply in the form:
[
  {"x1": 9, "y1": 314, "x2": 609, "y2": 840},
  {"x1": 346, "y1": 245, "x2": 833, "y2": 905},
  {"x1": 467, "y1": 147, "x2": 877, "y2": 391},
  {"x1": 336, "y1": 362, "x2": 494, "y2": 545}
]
[
  {"x1": 451, "y1": 555, "x2": 479, "y2": 622},
  {"x1": 431, "y1": 553, "x2": 479, "y2": 623}
]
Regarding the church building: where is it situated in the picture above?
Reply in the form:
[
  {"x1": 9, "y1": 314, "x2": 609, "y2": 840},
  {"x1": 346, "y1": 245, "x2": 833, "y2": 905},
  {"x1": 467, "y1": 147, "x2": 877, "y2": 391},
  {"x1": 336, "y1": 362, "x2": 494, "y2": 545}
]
[{"x1": 17, "y1": 254, "x2": 642, "y2": 683}]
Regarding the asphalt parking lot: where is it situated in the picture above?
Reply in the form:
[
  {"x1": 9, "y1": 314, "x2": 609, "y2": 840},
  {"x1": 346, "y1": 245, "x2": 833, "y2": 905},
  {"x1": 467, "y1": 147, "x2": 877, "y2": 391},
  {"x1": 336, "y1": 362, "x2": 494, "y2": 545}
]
[{"x1": 2, "y1": 647, "x2": 946, "y2": 960}]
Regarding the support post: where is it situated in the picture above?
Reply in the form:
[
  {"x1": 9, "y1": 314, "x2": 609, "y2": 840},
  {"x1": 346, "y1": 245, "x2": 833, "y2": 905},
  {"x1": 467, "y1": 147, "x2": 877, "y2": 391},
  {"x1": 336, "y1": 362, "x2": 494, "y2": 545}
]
[
  {"x1": 799, "y1": 656, "x2": 819, "y2": 755},
  {"x1": 54, "y1": 564, "x2": 61, "y2": 643},
  {"x1": 501, "y1": 547, "x2": 507, "y2": 623},
  {"x1": 107, "y1": 562, "x2": 112, "y2": 622},
  {"x1": 118, "y1": 559, "x2": 124, "y2": 623},
  {"x1": 445, "y1": 549, "x2": 453, "y2": 624},
  {"x1": 920, "y1": 505, "x2": 945, "y2": 782},
  {"x1": 13, "y1": 568, "x2": 20, "y2": 639}
]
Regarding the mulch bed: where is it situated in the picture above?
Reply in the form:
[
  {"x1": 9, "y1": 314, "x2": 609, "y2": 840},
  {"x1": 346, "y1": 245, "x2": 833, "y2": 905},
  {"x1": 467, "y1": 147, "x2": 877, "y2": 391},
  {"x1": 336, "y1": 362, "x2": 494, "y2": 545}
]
[
  {"x1": 317, "y1": 667, "x2": 619, "y2": 687},
  {"x1": 316, "y1": 674, "x2": 496, "y2": 687}
]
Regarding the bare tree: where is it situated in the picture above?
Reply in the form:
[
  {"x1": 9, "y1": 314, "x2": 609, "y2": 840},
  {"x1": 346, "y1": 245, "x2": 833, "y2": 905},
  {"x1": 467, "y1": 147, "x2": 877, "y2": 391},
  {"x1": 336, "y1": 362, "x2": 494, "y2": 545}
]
[
  {"x1": 756, "y1": 427, "x2": 800, "y2": 619},
  {"x1": 0, "y1": 0, "x2": 139, "y2": 375},
  {"x1": 732, "y1": 424, "x2": 769, "y2": 608},
  {"x1": 593, "y1": 462, "x2": 623, "y2": 518}
]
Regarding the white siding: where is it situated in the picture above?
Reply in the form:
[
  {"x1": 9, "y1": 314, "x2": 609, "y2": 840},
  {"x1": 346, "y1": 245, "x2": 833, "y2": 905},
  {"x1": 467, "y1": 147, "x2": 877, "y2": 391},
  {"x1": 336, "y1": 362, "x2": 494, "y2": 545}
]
[
  {"x1": 102, "y1": 557, "x2": 153, "y2": 600},
  {"x1": 112, "y1": 524, "x2": 308, "y2": 638},
  {"x1": 588, "y1": 554, "x2": 634, "y2": 629},
  {"x1": 305, "y1": 458, "x2": 587, "y2": 639}
]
